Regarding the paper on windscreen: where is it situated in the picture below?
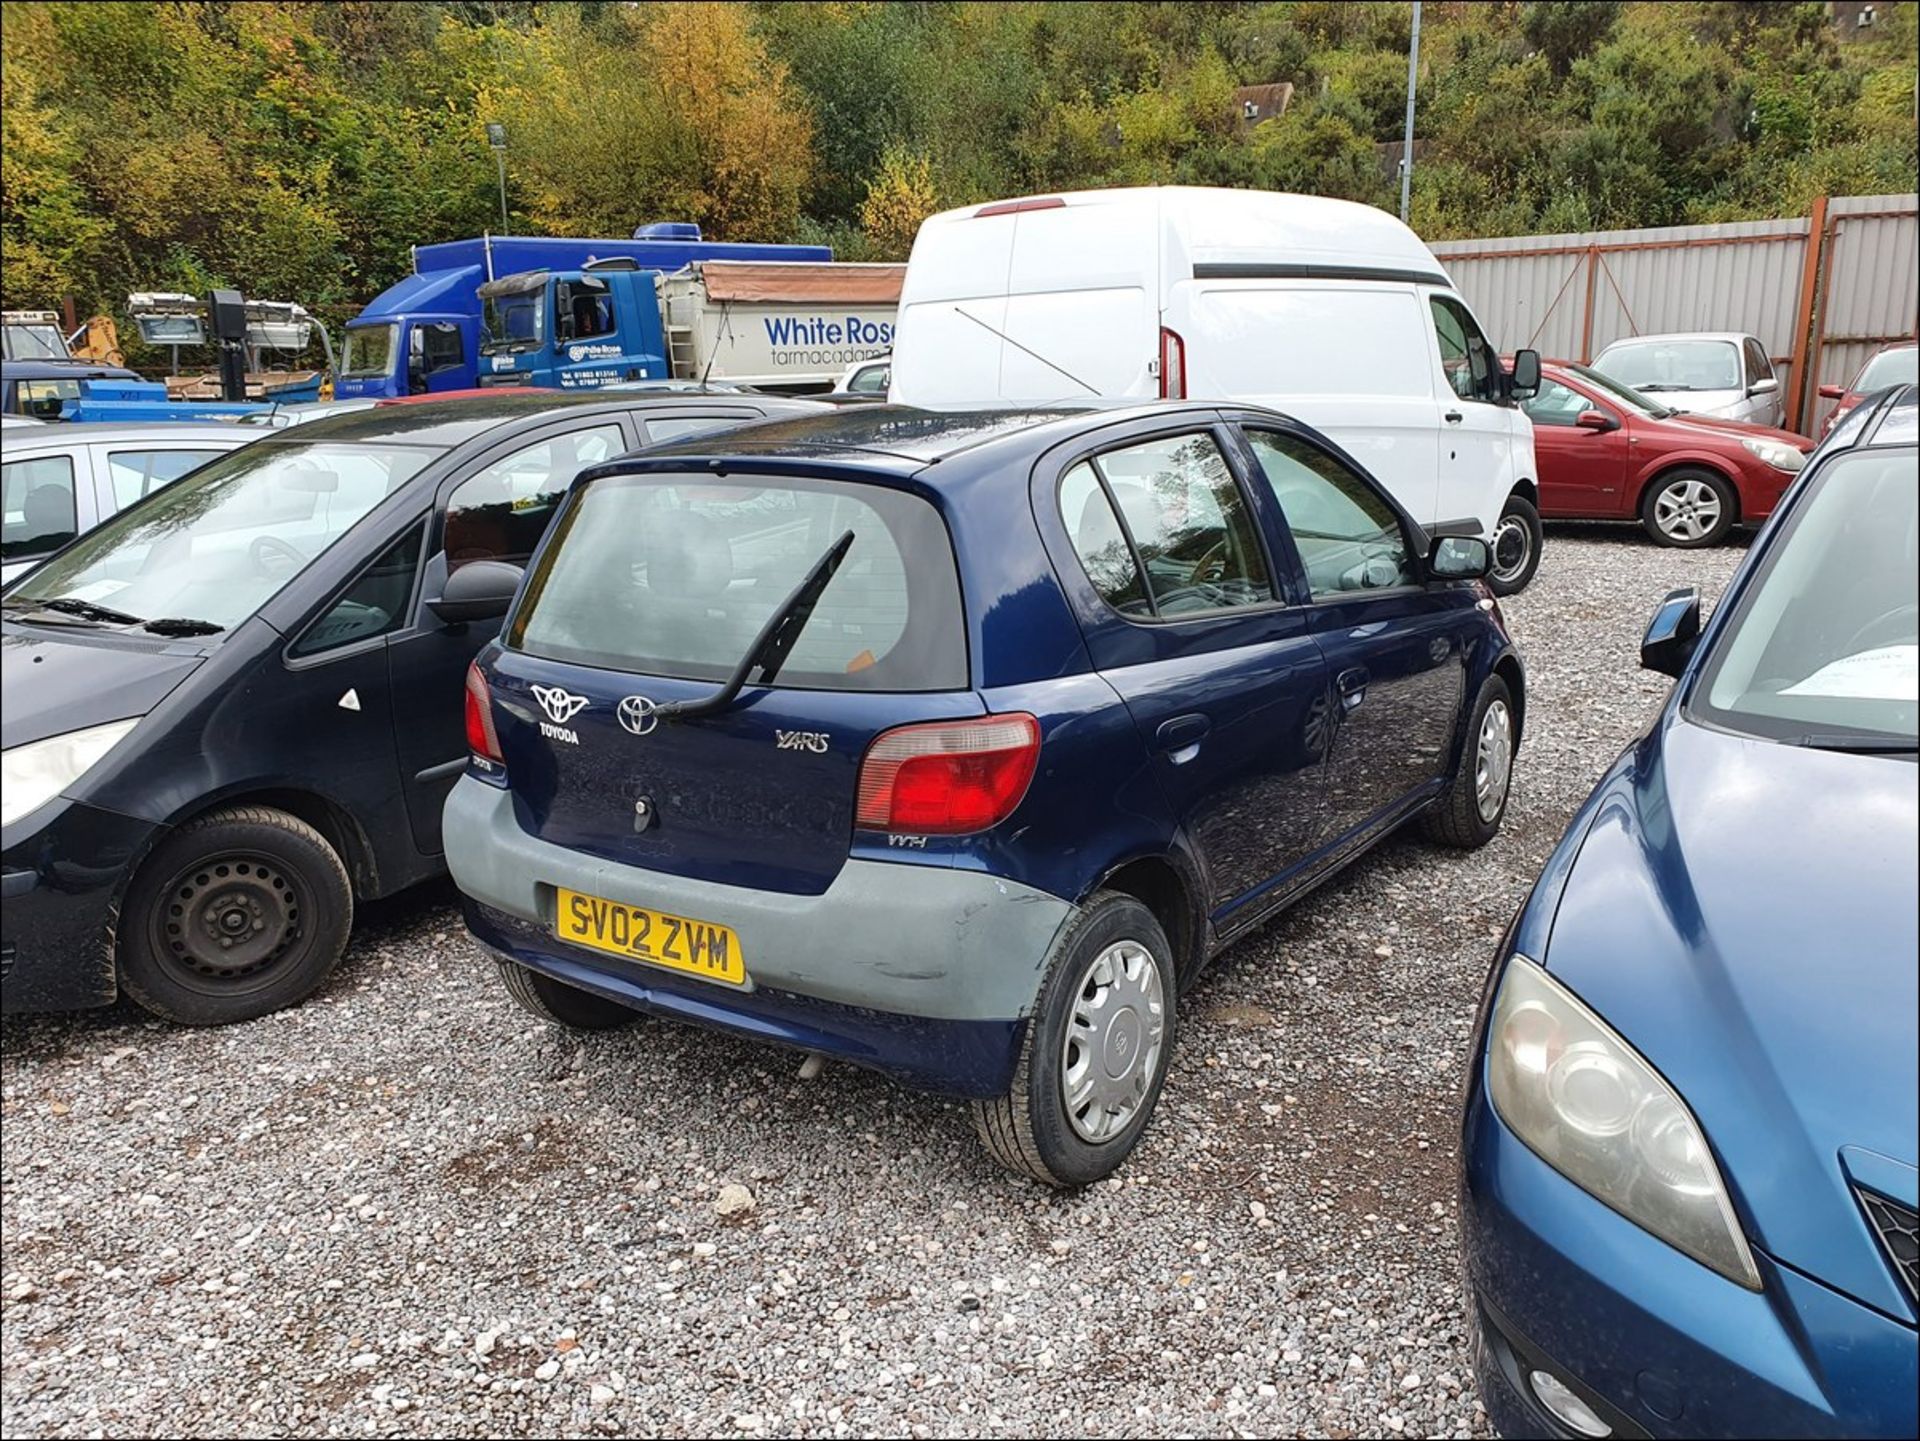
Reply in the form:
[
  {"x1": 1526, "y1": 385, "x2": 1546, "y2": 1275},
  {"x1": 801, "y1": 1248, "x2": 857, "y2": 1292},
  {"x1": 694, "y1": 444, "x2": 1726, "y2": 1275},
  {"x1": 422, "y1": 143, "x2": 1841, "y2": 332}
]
[
  {"x1": 63, "y1": 580, "x2": 134, "y2": 603},
  {"x1": 1779, "y1": 645, "x2": 1919, "y2": 702}
]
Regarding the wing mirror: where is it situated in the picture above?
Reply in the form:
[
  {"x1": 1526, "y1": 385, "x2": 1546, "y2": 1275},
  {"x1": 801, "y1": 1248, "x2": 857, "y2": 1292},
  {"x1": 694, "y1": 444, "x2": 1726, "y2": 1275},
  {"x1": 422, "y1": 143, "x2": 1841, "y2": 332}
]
[
  {"x1": 1575, "y1": 409, "x2": 1619, "y2": 432},
  {"x1": 1748, "y1": 376, "x2": 1779, "y2": 397},
  {"x1": 1509, "y1": 349, "x2": 1541, "y2": 400},
  {"x1": 1817, "y1": 383, "x2": 1845, "y2": 400},
  {"x1": 428, "y1": 559, "x2": 523, "y2": 625},
  {"x1": 1640, "y1": 586, "x2": 1702, "y2": 678},
  {"x1": 1428, "y1": 534, "x2": 1491, "y2": 581}
]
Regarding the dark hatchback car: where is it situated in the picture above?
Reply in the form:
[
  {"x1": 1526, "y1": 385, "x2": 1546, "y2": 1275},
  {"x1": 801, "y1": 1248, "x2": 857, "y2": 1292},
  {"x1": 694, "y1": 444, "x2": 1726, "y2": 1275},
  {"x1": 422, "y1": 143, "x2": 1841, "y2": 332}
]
[
  {"x1": 1460, "y1": 387, "x2": 1918, "y2": 1438},
  {"x1": 447, "y1": 403, "x2": 1527, "y2": 1184},
  {"x1": 1, "y1": 391, "x2": 822, "y2": 1024}
]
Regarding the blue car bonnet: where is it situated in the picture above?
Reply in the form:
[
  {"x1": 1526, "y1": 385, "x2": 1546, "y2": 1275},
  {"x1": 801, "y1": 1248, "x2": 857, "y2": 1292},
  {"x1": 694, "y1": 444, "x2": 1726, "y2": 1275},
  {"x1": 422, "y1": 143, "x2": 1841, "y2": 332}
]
[{"x1": 1539, "y1": 709, "x2": 1918, "y2": 1320}]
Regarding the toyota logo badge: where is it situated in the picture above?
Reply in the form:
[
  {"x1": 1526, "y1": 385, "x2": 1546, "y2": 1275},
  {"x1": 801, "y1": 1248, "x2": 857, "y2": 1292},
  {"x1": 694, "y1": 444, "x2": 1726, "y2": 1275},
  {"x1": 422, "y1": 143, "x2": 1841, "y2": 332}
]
[{"x1": 618, "y1": 695, "x2": 660, "y2": 736}]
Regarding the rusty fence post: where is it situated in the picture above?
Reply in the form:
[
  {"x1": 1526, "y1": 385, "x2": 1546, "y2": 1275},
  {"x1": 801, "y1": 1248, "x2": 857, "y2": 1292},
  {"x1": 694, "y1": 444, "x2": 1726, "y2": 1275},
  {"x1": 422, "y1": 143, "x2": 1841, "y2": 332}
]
[
  {"x1": 1787, "y1": 194, "x2": 1831, "y2": 436},
  {"x1": 1579, "y1": 246, "x2": 1599, "y2": 363}
]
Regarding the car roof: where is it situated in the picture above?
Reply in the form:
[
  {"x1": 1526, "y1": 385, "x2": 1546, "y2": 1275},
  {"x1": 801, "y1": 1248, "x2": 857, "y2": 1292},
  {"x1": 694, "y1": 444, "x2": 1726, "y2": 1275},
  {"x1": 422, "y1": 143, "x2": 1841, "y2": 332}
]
[
  {"x1": 264, "y1": 391, "x2": 816, "y2": 449},
  {"x1": 1596, "y1": 332, "x2": 1750, "y2": 348},
  {"x1": 0, "y1": 420, "x2": 253, "y2": 443}
]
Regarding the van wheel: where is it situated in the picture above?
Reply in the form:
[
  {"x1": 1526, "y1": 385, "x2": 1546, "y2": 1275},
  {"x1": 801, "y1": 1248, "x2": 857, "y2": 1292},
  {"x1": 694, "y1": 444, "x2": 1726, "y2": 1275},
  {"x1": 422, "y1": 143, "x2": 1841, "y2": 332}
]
[
  {"x1": 972, "y1": 891, "x2": 1175, "y2": 1187},
  {"x1": 1422, "y1": 675, "x2": 1516, "y2": 849},
  {"x1": 115, "y1": 806, "x2": 352, "y2": 1026},
  {"x1": 495, "y1": 958, "x2": 636, "y2": 1031},
  {"x1": 1486, "y1": 495, "x2": 1542, "y2": 595},
  {"x1": 1641, "y1": 468, "x2": 1736, "y2": 548}
]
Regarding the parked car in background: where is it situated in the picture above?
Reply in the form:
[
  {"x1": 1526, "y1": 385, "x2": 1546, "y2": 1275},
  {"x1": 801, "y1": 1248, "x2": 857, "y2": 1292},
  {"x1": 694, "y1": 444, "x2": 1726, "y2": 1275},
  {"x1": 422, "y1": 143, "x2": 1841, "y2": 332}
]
[
  {"x1": 1590, "y1": 331, "x2": 1785, "y2": 428},
  {"x1": 232, "y1": 398, "x2": 381, "y2": 429},
  {"x1": 1523, "y1": 360, "x2": 1810, "y2": 548},
  {"x1": 1460, "y1": 385, "x2": 1917, "y2": 1440},
  {"x1": 889, "y1": 187, "x2": 1547, "y2": 595},
  {"x1": 3, "y1": 422, "x2": 254, "y2": 583},
  {"x1": 1819, "y1": 340, "x2": 1918, "y2": 435},
  {"x1": 2, "y1": 358, "x2": 144, "y2": 418},
  {"x1": 832, "y1": 353, "x2": 891, "y2": 398},
  {"x1": 446, "y1": 402, "x2": 1525, "y2": 1186},
  {"x1": 0, "y1": 391, "x2": 824, "y2": 1025}
]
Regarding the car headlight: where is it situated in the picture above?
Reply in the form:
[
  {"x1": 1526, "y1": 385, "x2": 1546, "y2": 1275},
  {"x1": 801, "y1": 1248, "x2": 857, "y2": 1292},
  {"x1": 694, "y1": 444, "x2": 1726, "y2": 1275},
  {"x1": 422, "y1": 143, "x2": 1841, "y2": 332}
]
[
  {"x1": 0, "y1": 719, "x2": 139, "y2": 828},
  {"x1": 1739, "y1": 436, "x2": 1806, "y2": 472},
  {"x1": 1487, "y1": 956, "x2": 1761, "y2": 1289}
]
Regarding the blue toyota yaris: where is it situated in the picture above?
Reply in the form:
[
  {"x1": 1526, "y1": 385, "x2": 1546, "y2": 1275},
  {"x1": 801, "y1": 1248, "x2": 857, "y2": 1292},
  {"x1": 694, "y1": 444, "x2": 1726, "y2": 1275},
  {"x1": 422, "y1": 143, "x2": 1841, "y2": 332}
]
[
  {"x1": 1460, "y1": 386, "x2": 1919, "y2": 1438},
  {"x1": 445, "y1": 403, "x2": 1524, "y2": 1184}
]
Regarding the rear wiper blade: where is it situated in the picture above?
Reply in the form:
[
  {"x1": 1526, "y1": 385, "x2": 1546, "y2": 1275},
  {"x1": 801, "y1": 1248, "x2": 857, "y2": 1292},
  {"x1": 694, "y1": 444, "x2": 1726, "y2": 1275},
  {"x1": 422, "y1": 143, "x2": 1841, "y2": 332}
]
[
  {"x1": 1786, "y1": 733, "x2": 1918, "y2": 754},
  {"x1": 36, "y1": 596, "x2": 144, "y2": 625},
  {"x1": 655, "y1": 529, "x2": 856, "y2": 724},
  {"x1": 141, "y1": 617, "x2": 224, "y2": 637}
]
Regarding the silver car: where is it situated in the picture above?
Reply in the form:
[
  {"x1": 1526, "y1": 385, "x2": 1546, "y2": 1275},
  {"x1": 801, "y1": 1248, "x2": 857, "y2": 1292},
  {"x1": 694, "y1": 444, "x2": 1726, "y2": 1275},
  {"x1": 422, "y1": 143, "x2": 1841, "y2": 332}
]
[
  {"x1": 1, "y1": 422, "x2": 254, "y2": 583},
  {"x1": 1591, "y1": 331, "x2": 1784, "y2": 428}
]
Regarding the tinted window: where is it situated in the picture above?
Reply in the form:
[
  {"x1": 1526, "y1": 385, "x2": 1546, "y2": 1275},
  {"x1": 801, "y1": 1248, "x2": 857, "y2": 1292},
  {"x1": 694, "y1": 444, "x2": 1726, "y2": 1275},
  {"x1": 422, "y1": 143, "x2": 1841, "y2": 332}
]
[
  {"x1": 1743, "y1": 338, "x2": 1772, "y2": 386},
  {"x1": 1247, "y1": 431, "x2": 1415, "y2": 598},
  {"x1": 1429, "y1": 296, "x2": 1499, "y2": 403},
  {"x1": 2, "y1": 454, "x2": 77, "y2": 560},
  {"x1": 1075, "y1": 432, "x2": 1272, "y2": 618},
  {"x1": 1521, "y1": 379, "x2": 1594, "y2": 427},
  {"x1": 107, "y1": 448, "x2": 224, "y2": 511},
  {"x1": 443, "y1": 424, "x2": 624, "y2": 571},
  {"x1": 291, "y1": 520, "x2": 426, "y2": 658},
  {"x1": 419, "y1": 323, "x2": 464, "y2": 374},
  {"x1": 8, "y1": 442, "x2": 426, "y2": 630},
  {"x1": 560, "y1": 280, "x2": 615, "y2": 342},
  {"x1": 1060, "y1": 461, "x2": 1148, "y2": 615},
  {"x1": 645, "y1": 416, "x2": 745, "y2": 444},
  {"x1": 509, "y1": 473, "x2": 966, "y2": 692}
]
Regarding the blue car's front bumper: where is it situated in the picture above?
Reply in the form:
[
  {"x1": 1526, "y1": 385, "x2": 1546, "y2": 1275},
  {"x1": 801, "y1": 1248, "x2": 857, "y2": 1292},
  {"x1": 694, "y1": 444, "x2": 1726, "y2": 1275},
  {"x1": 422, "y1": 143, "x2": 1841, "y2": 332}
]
[{"x1": 1460, "y1": 1072, "x2": 1919, "y2": 1439}]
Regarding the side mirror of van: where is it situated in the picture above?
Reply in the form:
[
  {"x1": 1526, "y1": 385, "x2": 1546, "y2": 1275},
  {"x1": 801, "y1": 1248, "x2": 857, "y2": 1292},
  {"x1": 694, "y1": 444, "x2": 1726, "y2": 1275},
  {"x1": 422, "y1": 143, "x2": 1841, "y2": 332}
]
[
  {"x1": 1508, "y1": 349, "x2": 1541, "y2": 401},
  {"x1": 428, "y1": 559, "x2": 523, "y2": 625}
]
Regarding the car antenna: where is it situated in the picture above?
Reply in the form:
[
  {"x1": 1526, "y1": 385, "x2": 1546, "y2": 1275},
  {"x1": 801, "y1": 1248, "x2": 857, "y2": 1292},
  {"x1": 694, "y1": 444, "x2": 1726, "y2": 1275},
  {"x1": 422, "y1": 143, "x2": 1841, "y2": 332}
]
[{"x1": 951, "y1": 306, "x2": 1098, "y2": 395}]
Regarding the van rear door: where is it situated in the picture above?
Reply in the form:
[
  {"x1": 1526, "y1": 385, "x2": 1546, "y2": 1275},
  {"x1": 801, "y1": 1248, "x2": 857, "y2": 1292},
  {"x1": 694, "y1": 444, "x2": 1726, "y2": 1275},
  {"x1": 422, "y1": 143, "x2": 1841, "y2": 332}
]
[
  {"x1": 889, "y1": 209, "x2": 1017, "y2": 406},
  {"x1": 998, "y1": 199, "x2": 1158, "y2": 402}
]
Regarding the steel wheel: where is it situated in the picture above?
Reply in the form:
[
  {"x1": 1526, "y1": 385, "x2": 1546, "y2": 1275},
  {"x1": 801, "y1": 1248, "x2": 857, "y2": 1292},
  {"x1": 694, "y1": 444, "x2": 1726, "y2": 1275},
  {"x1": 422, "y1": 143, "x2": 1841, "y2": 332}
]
[
  {"x1": 151, "y1": 851, "x2": 310, "y2": 991},
  {"x1": 1651, "y1": 478, "x2": 1723, "y2": 544},
  {"x1": 1475, "y1": 699, "x2": 1514, "y2": 823},
  {"x1": 1489, "y1": 514, "x2": 1533, "y2": 586},
  {"x1": 1060, "y1": 940, "x2": 1167, "y2": 1144}
]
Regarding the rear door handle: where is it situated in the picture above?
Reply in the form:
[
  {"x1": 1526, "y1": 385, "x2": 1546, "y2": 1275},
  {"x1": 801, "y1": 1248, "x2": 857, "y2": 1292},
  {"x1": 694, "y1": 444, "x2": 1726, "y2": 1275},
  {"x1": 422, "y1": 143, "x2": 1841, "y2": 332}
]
[
  {"x1": 1337, "y1": 667, "x2": 1369, "y2": 710},
  {"x1": 1155, "y1": 713, "x2": 1211, "y2": 763},
  {"x1": 1444, "y1": 409, "x2": 1464, "y2": 424}
]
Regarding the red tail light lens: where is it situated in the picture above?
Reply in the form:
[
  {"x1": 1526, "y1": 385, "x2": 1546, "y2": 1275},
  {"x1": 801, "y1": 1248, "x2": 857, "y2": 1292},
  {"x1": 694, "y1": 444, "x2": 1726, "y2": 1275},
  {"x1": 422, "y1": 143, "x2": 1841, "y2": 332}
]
[
  {"x1": 855, "y1": 714, "x2": 1041, "y2": 834},
  {"x1": 464, "y1": 662, "x2": 505, "y2": 771},
  {"x1": 1159, "y1": 326, "x2": 1187, "y2": 400}
]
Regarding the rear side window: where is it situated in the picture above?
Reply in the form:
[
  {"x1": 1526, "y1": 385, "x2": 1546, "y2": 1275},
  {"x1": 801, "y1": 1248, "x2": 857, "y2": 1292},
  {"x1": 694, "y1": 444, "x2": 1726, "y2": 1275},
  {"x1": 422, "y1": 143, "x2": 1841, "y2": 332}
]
[
  {"x1": 1058, "y1": 432, "x2": 1273, "y2": 619},
  {"x1": 508, "y1": 473, "x2": 966, "y2": 692},
  {"x1": 443, "y1": 423, "x2": 625, "y2": 571},
  {"x1": 1744, "y1": 338, "x2": 1772, "y2": 386},
  {"x1": 3, "y1": 454, "x2": 77, "y2": 560},
  {"x1": 107, "y1": 448, "x2": 223, "y2": 511},
  {"x1": 644, "y1": 416, "x2": 744, "y2": 445}
]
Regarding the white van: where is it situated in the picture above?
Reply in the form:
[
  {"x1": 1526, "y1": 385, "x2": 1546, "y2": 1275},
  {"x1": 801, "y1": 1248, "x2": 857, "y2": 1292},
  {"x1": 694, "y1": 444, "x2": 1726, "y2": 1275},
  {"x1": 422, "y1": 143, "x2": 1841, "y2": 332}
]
[{"x1": 890, "y1": 187, "x2": 1545, "y2": 593}]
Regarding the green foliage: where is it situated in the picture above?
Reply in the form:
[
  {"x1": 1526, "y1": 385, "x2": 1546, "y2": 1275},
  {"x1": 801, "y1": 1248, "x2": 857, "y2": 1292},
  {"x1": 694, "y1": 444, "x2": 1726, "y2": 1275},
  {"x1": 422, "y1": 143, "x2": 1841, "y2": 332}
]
[{"x1": 1, "y1": 0, "x2": 1914, "y2": 328}]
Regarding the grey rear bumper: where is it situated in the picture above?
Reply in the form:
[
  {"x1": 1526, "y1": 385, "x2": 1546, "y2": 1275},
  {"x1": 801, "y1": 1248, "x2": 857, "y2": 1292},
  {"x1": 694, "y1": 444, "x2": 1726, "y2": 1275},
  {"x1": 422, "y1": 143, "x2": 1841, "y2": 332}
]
[{"x1": 442, "y1": 775, "x2": 1075, "y2": 1022}]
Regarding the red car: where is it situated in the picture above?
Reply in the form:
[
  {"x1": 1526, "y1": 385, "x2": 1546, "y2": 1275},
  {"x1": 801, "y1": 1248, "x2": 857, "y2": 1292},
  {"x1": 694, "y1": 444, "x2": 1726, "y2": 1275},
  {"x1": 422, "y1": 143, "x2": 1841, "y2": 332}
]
[
  {"x1": 1523, "y1": 360, "x2": 1813, "y2": 547},
  {"x1": 1817, "y1": 341, "x2": 1918, "y2": 435}
]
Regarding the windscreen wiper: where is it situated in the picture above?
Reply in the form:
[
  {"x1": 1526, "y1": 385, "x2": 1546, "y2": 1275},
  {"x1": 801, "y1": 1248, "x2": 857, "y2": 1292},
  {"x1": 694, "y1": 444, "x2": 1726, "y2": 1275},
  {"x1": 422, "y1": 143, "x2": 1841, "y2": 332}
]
[
  {"x1": 1636, "y1": 383, "x2": 1690, "y2": 392},
  {"x1": 1786, "y1": 733, "x2": 1918, "y2": 755},
  {"x1": 654, "y1": 530, "x2": 856, "y2": 724},
  {"x1": 142, "y1": 617, "x2": 224, "y2": 637},
  {"x1": 33, "y1": 596, "x2": 144, "y2": 625}
]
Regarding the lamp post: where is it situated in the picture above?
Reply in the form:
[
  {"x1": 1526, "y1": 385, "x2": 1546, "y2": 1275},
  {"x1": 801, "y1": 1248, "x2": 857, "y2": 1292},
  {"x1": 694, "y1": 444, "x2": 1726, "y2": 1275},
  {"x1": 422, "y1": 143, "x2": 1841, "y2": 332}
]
[
  {"x1": 1399, "y1": 1, "x2": 1421, "y2": 223},
  {"x1": 486, "y1": 123, "x2": 510, "y2": 232}
]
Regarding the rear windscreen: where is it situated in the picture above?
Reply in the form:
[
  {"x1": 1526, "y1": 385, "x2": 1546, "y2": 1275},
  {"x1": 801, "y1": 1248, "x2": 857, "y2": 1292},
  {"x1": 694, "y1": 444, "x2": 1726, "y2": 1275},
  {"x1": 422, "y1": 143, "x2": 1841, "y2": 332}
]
[{"x1": 506, "y1": 472, "x2": 968, "y2": 691}]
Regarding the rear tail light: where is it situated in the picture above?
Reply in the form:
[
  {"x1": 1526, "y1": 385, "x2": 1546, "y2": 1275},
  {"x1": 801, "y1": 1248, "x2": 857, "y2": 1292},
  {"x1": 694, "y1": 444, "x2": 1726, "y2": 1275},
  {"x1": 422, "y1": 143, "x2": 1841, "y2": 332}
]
[
  {"x1": 855, "y1": 714, "x2": 1041, "y2": 835},
  {"x1": 1159, "y1": 326, "x2": 1187, "y2": 400},
  {"x1": 464, "y1": 662, "x2": 505, "y2": 775}
]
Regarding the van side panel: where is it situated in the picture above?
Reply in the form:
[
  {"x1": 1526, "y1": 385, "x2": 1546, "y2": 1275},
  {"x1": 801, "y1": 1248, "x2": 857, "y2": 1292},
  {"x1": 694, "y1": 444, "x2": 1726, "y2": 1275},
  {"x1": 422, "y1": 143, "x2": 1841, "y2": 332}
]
[{"x1": 1172, "y1": 282, "x2": 1443, "y2": 525}]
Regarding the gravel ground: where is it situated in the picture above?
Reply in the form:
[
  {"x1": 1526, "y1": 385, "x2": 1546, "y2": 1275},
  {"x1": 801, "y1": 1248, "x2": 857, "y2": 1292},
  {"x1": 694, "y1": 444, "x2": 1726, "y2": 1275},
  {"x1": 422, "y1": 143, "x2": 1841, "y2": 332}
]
[{"x1": 3, "y1": 524, "x2": 1747, "y2": 1440}]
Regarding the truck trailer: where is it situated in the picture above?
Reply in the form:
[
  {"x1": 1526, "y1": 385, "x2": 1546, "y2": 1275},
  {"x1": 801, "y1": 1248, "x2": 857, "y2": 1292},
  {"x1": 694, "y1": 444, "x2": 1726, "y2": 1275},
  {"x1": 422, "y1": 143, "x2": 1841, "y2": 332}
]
[{"x1": 333, "y1": 223, "x2": 832, "y2": 399}]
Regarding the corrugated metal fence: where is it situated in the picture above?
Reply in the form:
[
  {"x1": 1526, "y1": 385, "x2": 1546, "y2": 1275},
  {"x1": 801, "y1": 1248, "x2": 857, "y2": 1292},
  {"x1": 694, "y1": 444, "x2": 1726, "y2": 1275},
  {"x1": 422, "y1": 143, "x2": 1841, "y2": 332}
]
[{"x1": 1431, "y1": 194, "x2": 1918, "y2": 435}]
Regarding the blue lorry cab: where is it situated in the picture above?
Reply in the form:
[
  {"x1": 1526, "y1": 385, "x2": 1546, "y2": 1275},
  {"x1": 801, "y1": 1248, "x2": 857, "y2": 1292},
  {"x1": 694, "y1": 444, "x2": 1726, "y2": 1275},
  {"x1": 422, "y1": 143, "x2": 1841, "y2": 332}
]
[{"x1": 445, "y1": 402, "x2": 1526, "y2": 1185}]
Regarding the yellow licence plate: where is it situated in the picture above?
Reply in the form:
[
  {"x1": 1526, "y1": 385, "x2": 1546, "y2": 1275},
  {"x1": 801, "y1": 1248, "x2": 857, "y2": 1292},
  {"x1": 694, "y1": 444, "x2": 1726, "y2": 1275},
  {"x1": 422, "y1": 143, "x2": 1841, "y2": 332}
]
[{"x1": 553, "y1": 887, "x2": 746, "y2": 987}]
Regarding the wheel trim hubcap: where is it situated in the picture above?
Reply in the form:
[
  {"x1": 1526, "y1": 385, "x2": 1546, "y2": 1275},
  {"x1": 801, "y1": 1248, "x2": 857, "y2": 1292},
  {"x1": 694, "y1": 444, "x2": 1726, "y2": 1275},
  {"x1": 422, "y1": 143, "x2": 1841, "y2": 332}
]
[
  {"x1": 160, "y1": 855, "x2": 303, "y2": 982},
  {"x1": 1490, "y1": 517, "x2": 1531, "y2": 581},
  {"x1": 1475, "y1": 700, "x2": 1514, "y2": 822},
  {"x1": 1061, "y1": 941, "x2": 1165, "y2": 1144},
  {"x1": 1654, "y1": 480, "x2": 1721, "y2": 542}
]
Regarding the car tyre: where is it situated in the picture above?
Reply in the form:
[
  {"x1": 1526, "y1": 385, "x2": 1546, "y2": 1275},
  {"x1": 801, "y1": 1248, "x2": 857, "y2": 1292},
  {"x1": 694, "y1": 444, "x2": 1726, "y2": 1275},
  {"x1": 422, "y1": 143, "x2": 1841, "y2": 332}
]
[
  {"x1": 495, "y1": 958, "x2": 637, "y2": 1031},
  {"x1": 1486, "y1": 494, "x2": 1543, "y2": 596},
  {"x1": 1422, "y1": 674, "x2": 1516, "y2": 849},
  {"x1": 972, "y1": 891, "x2": 1175, "y2": 1187},
  {"x1": 115, "y1": 806, "x2": 352, "y2": 1026},
  {"x1": 1640, "y1": 467, "x2": 1737, "y2": 548}
]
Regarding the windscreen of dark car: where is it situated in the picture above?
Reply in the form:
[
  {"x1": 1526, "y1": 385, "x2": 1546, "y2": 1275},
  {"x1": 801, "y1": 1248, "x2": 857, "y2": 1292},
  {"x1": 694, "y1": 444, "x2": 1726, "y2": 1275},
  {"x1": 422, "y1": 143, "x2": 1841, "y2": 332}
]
[
  {"x1": 1693, "y1": 446, "x2": 1917, "y2": 747},
  {"x1": 3, "y1": 441, "x2": 428, "y2": 634},
  {"x1": 507, "y1": 472, "x2": 967, "y2": 692}
]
